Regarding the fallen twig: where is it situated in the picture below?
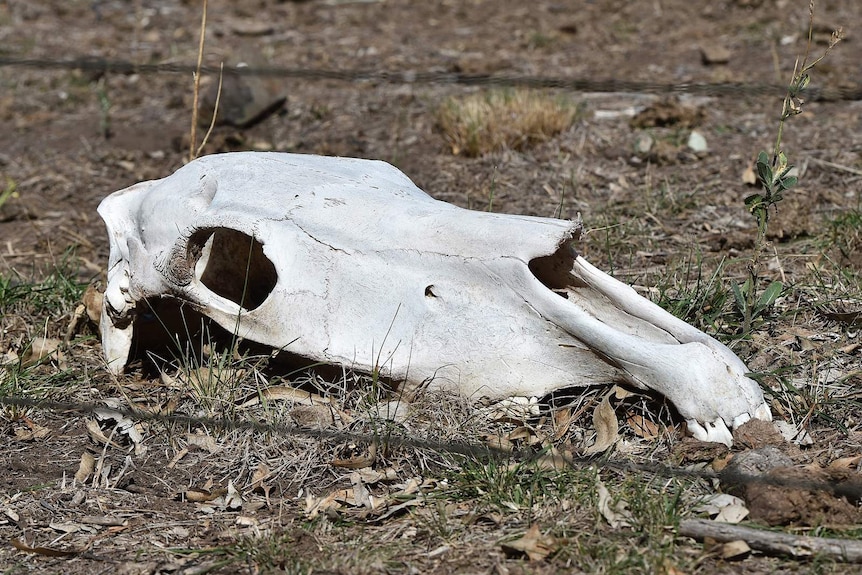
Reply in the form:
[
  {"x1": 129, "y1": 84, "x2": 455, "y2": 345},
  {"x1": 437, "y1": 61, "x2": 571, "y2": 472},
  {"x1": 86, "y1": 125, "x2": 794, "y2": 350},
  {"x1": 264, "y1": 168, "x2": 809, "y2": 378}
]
[
  {"x1": 680, "y1": 519, "x2": 862, "y2": 562},
  {"x1": 807, "y1": 156, "x2": 862, "y2": 177}
]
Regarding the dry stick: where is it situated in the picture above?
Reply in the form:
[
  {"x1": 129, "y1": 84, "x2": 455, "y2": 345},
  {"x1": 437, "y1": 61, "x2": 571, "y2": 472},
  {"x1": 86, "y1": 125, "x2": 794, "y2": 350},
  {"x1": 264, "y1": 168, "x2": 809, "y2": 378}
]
[
  {"x1": 680, "y1": 519, "x2": 862, "y2": 562},
  {"x1": 808, "y1": 156, "x2": 862, "y2": 177},
  {"x1": 196, "y1": 61, "x2": 223, "y2": 158},
  {"x1": 189, "y1": 0, "x2": 208, "y2": 162}
]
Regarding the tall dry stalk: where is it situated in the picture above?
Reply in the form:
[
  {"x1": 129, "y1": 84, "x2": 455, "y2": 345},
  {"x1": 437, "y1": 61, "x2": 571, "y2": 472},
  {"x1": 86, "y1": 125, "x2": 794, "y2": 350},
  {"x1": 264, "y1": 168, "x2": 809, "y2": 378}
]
[{"x1": 189, "y1": 0, "x2": 208, "y2": 162}]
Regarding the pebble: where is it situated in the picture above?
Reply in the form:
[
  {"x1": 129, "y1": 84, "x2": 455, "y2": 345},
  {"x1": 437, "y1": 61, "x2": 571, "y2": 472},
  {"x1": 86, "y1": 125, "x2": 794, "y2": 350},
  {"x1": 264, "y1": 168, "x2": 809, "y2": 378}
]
[{"x1": 687, "y1": 130, "x2": 708, "y2": 152}]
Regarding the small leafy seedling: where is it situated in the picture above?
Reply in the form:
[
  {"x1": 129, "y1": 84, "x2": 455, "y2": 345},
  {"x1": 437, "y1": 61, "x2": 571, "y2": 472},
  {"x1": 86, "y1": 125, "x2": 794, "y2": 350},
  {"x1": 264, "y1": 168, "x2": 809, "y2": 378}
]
[{"x1": 737, "y1": 1, "x2": 842, "y2": 335}]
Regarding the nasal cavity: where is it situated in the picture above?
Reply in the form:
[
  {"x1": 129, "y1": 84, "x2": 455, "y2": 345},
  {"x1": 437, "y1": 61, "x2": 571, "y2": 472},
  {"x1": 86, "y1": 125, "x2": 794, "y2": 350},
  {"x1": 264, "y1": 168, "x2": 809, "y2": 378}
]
[
  {"x1": 529, "y1": 244, "x2": 585, "y2": 297},
  {"x1": 187, "y1": 228, "x2": 278, "y2": 310}
]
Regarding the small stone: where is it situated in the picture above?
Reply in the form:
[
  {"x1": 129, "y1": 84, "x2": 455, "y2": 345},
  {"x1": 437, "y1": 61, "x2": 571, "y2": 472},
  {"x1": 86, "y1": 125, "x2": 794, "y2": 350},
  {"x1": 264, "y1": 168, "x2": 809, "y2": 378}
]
[
  {"x1": 634, "y1": 133, "x2": 653, "y2": 155},
  {"x1": 231, "y1": 22, "x2": 275, "y2": 37},
  {"x1": 700, "y1": 43, "x2": 731, "y2": 65},
  {"x1": 687, "y1": 130, "x2": 708, "y2": 152},
  {"x1": 199, "y1": 55, "x2": 286, "y2": 129}
]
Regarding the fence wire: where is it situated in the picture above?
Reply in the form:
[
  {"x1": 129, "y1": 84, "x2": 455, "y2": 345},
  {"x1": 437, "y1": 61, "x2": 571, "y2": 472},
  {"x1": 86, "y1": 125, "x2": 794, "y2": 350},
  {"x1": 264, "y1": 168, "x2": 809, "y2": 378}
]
[
  {"x1": 2, "y1": 394, "x2": 860, "y2": 500},
  {"x1": 2, "y1": 56, "x2": 862, "y2": 101}
]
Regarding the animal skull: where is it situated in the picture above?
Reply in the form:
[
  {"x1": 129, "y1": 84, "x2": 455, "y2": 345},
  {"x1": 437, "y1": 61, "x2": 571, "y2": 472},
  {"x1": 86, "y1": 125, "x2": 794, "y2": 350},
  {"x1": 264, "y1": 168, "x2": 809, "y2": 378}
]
[{"x1": 98, "y1": 152, "x2": 770, "y2": 445}]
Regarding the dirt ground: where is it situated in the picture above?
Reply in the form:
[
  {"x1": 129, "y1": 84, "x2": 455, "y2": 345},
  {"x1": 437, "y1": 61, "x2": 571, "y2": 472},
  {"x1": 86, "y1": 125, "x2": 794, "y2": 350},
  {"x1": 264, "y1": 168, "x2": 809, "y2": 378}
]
[{"x1": 2, "y1": 0, "x2": 862, "y2": 573}]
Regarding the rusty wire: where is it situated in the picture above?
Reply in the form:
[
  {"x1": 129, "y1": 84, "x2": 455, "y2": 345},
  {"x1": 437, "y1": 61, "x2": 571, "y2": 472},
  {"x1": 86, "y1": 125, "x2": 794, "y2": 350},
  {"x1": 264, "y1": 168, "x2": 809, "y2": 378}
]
[{"x1": 2, "y1": 55, "x2": 862, "y2": 101}]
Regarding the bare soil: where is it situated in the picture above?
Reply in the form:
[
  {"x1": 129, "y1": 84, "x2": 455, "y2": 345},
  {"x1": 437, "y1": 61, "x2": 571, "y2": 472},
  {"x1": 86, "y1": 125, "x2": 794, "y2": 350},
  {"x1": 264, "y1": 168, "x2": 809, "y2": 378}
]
[{"x1": 2, "y1": 0, "x2": 862, "y2": 573}]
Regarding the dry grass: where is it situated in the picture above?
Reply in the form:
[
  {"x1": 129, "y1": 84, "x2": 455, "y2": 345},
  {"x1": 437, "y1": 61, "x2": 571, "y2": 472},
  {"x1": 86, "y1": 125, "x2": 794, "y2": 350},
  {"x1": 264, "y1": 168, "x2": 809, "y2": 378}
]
[{"x1": 436, "y1": 89, "x2": 579, "y2": 157}]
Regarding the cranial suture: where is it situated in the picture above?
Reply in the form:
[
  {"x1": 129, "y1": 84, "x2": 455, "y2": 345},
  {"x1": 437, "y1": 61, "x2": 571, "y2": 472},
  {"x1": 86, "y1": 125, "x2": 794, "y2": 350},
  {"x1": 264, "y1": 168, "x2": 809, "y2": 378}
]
[{"x1": 98, "y1": 152, "x2": 771, "y2": 445}]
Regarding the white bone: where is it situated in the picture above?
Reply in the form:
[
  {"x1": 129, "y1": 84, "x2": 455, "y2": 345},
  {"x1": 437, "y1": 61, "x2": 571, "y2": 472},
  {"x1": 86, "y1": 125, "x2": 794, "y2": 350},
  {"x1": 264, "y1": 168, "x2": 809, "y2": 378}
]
[{"x1": 97, "y1": 152, "x2": 771, "y2": 445}]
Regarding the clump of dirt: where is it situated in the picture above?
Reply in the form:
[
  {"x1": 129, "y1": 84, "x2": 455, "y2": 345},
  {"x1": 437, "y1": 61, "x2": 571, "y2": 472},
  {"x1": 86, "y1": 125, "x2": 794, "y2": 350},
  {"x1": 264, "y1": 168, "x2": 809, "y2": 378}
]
[
  {"x1": 671, "y1": 437, "x2": 729, "y2": 465},
  {"x1": 731, "y1": 419, "x2": 788, "y2": 450},
  {"x1": 721, "y1": 447, "x2": 862, "y2": 526},
  {"x1": 630, "y1": 98, "x2": 705, "y2": 129},
  {"x1": 730, "y1": 464, "x2": 862, "y2": 526}
]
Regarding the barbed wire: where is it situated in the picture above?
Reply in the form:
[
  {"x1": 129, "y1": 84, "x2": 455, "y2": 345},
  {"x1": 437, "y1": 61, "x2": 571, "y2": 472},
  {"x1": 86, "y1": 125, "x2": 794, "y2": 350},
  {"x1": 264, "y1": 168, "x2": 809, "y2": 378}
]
[
  {"x1": 2, "y1": 394, "x2": 860, "y2": 500},
  {"x1": 2, "y1": 56, "x2": 862, "y2": 101}
]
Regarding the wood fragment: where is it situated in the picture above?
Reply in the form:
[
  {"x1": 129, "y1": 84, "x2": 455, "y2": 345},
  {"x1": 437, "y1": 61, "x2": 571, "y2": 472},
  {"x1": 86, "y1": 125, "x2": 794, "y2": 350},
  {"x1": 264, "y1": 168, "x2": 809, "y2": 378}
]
[
  {"x1": 808, "y1": 156, "x2": 862, "y2": 177},
  {"x1": 81, "y1": 515, "x2": 125, "y2": 527},
  {"x1": 680, "y1": 519, "x2": 862, "y2": 562}
]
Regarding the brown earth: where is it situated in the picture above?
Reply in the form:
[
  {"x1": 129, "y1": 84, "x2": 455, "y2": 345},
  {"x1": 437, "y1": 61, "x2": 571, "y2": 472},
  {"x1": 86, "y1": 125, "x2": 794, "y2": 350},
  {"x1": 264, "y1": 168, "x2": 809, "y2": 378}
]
[{"x1": 2, "y1": 0, "x2": 862, "y2": 573}]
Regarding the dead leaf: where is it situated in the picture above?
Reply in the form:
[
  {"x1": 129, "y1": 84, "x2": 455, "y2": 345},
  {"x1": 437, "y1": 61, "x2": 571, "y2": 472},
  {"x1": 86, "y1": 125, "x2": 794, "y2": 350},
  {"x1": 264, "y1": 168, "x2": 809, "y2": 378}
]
[
  {"x1": 552, "y1": 407, "x2": 574, "y2": 440},
  {"x1": 397, "y1": 477, "x2": 423, "y2": 496},
  {"x1": 694, "y1": 493, "x2": 749, "y2": 525},
  {"x1": 720, "y1": 540, "x2": 751, "y2": 560},
  {"x1": 167, "y1": 447, "x2": 189, "y2": 469},
  {"x1": 612, "y1": 384, "x2": 634, "y2": 399},
  {"x1": 484, "y1": 434, "x2": 515, "y2": 452},
  {"x1": 22, "y1": 337, "x2": 63, "y2": 367},
  {"x1": 13, "y1": 417, "x2": 50, "y2": 441},
  {"x1": 584, "y1": 392, "x2": 618, "y2": 455},
  {"x1": 533, "y1": 447, "x2": 571, "y2": 471},
  {"x1": 186, "y1": 432, "x2": 220, "y2": 454},
  {"x1": 222, "y1": 480, "x2": 243, "y2": 510},
  {"x1": 11, "y1": 538, "x2": 79, "y2": 557},
  {"x1": 49, "y1": 521, "x2": 90, "y2": 534},
  {"x1": 159, "y1": 370, "x2": 182, "y2": 388},
  {"x1": 596, "y1": 479, "x2": 632, "y2": 528},
  {"x1": 716, "y1": 503, "x2": 750, "y2": 524},
  {"x1": 742, "y1": 163, "x2": 757, "y2": 185},
  {"x1": 236, "y1": 515, "x2": 259, "y2": 527},
  {"x1": 74, "y1": 452, "x2": 95, "y2": 483},
  {"x1": 500, "y1": 524, "x2": 558, "y2": 561},
  {"x1": 506, "y1": 426, "x2": 535, "y2": 443},
  {"x1": 626, "y1": 413, "x2": 659, "y2": 440},
  {"x1": 828, "y1": 455, "x2": 862, "y2": 471},
  {"x1": 374, "y1": 498, "x2": 423, "y2": 522},
  {"x1": 357, "y1": 466, "x2": 398, "y2": 484},
  {"x1": 82, "y1": 283, "x2": 103, "y2": 323},
  {"x1": 238, "y1": 385, "x2": 331, "y2": 408},
  {"x1": 305, "y1": 488, "x2": 356, "y2": 518},
  {"x1": 350, "y1": 472, "x2": 377, "y2": 510},
  {"x1": 774, "y1": 420, "x2": 814, "y2": 445},
  {"x1": 184, "y1": 488, "x2": 225, "y2": 503},
  {"x1": 250, "y1": 463, "x2": 271, "y2": 491},
  {"x1": 85, "y1": 419, "x2": 121, "y2": 448}
]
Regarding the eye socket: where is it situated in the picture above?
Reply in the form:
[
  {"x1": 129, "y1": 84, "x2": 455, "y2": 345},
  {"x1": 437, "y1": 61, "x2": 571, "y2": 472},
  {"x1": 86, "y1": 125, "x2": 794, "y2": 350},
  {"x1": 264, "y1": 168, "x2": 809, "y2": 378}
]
[{"x1": 187, "y1": 228, "x2": 278, "y2": 310}]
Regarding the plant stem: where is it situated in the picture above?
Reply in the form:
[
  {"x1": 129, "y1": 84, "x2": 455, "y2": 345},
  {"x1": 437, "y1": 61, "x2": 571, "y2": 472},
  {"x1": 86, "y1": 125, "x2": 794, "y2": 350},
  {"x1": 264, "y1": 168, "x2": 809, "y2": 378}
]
[{"x1": 189, "y1": 0, "x2": 208, "y2": 162}]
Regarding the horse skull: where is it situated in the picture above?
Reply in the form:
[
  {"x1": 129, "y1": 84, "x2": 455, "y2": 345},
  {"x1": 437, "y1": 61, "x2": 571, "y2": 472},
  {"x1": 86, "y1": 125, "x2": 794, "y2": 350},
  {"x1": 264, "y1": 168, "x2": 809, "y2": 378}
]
[{"x1": 98, "y1": 152, "x2": 770, "y2": 445}]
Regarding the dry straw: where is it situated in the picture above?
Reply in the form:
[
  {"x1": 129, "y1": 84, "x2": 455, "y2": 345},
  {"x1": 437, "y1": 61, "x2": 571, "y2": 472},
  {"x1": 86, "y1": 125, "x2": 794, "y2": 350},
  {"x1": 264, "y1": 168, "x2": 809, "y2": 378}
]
[{"x1": 437, "y1": 89, "x2": 578, "y2": 157}]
